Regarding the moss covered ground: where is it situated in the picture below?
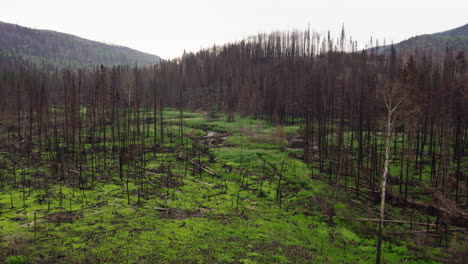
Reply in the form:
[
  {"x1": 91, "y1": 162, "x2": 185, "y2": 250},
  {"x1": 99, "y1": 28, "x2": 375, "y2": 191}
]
[{"x1": 0, "y1": 109, "x2": 463, "y2": 263}]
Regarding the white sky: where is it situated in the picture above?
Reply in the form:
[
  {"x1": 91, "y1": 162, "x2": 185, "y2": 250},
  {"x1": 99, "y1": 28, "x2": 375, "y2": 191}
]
[{"x1": 1, "y1": 0, "x2": 467, "y2": 59}]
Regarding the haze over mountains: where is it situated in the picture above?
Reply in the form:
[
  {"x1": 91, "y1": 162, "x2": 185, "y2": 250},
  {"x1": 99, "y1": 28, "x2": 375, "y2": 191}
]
[
  {"x1": 0, "y1": 21, "x2": 161, "y2": 69},
  {"x1": 379, "y1": 23, "x2": 468, "y2": 56},
  {"x1": 0, "y1": 21, "x2": 466, "y2": 69}
]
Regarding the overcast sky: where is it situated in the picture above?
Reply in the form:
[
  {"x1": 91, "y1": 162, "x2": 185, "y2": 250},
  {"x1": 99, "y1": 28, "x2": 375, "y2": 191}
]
[{"x1": 1, "y1": 0, "x2": 467, "y2": 59}]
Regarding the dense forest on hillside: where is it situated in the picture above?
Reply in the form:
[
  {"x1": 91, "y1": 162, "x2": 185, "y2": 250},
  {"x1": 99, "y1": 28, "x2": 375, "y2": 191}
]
[
  {"x1": 0, "y1": 28, "x2": 466, "y2": 263},
  {"x1": 379, "y1": 23, "x2": 468, "y2": 59},
  {"x1": 0, "y1": 21, "x2": 161, "y2": 69}
]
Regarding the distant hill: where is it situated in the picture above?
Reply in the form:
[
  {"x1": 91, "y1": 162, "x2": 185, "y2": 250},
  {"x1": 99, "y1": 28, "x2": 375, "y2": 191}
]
[
  {"x1": 377, "y1": 23, "x2": 468, "y2": 57},
  {"x1": 0, "y1": 21, "x2": 161, "y2": 69},
  {"x1": 433, "y1": 23, "x2": 468, "y2": 37}
]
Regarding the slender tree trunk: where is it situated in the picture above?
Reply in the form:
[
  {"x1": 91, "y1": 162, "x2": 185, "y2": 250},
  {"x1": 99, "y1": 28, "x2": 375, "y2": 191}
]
[{"x1": 376, "y1": 109, "x2": 392, "y2": 264}]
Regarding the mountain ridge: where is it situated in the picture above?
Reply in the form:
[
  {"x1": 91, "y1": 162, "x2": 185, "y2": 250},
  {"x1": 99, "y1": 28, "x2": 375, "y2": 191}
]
[
  {"x1": 377, "y1": 23, "x2": 468, "y2": 57},
  {"x1": 0, "y1": 21, "x2": 161, "y2": 69},
  {"x1": 432, "y1": 23, "x2": 468, "y2": 37}
]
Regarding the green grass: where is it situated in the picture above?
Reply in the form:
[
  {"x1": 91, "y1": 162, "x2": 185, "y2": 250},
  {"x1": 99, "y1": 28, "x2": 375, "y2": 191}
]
[{"x1": 0, "y1": 108, "x2": 460, "y2": 263}]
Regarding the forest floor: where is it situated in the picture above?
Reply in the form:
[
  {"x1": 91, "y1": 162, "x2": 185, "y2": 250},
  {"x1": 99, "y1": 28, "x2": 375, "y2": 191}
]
[{"x1": 0, "y1": 109, "x2": 465, "y2": 263}]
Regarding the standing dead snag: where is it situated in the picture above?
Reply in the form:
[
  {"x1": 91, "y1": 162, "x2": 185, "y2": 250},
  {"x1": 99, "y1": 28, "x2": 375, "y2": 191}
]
[{"x1": 375, "y1": 82, "x2": 408, "y2": 264}]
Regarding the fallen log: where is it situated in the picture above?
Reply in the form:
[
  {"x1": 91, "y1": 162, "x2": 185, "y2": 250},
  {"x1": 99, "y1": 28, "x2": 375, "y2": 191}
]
[
  {"x1": 193, "y1": 179, "x2": 214, "y2": 186},
  {"x1": 355, "y1": 187, "x2": 468, "y2": 227},
  {"x1": 153, "y1": 207, "x2": 170, "y2": 211},
  {"x1": 178, "y1": 153, "x2": 217, "y2": 176},
  {"x1": 354, "y1": 218, "x2": 439, "y2": 227},
  {"x1": 388, "y1": 228, "x2": 466, "y2": 236}
]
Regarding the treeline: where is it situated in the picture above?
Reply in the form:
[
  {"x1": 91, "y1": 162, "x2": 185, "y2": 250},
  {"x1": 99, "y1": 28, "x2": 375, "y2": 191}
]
[{"x1": 0, "y1": 28, "x2": 466, "y2": 217}]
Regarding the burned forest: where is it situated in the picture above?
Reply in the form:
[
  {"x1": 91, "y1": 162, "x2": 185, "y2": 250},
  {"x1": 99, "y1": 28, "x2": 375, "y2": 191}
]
[{"x1": 0, "y1": 26, "x2": 467, "y2": 264}]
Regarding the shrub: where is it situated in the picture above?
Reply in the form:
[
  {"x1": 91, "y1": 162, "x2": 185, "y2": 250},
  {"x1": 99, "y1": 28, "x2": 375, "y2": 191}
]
[{"x1": 6, "y1": 256, "x2": 27, "y2": 264}]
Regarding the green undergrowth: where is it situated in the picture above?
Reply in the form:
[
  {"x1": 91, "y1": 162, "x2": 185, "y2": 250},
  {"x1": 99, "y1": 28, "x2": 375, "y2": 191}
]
[{"x1": 0, "y1": 109, "x2": 457, "y2": 263}]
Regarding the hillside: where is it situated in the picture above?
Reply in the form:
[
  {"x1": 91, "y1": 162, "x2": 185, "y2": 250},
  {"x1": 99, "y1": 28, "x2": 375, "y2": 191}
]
[
  {"x1": 0, "y1": 21, "x2": 161, "y2": 69},
  {"x1": 379, "y1": 23, "x2": 468, "y2": 57},
  {"x1": 433, "y1": 23, "x2": 468, "y2": 37}
]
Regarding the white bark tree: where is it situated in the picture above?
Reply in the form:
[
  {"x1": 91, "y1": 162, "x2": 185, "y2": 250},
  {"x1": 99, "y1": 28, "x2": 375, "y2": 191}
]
[{"x1": 376, "y1": 82, "x2": 407, "y2": 264}]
